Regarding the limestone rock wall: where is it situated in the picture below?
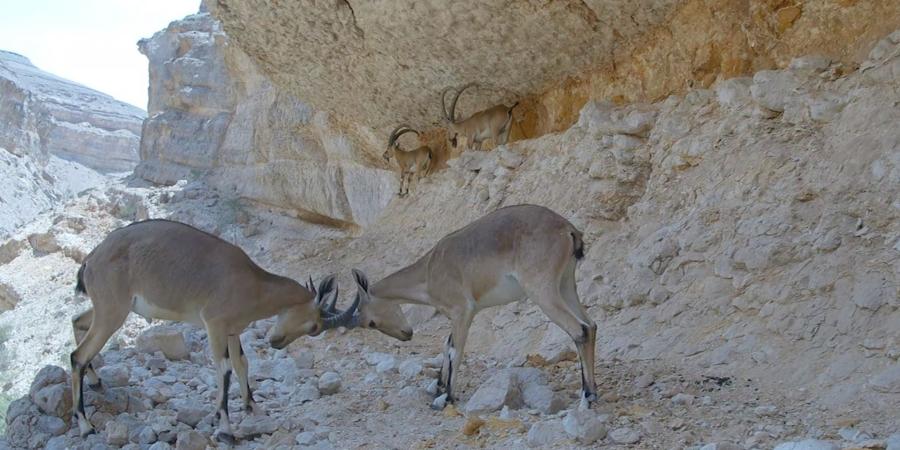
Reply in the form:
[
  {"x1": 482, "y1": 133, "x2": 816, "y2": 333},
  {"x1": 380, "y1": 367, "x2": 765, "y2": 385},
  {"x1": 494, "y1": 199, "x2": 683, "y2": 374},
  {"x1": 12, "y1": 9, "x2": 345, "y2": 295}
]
[
  {"x1": 136, "y1": 12, "x2": 395, "y2": 228},
  {"x1": 278, "y1": 31, "x2": 900, "y2": 418},
  {"x1": 207, "y1": 0, "x2": 900, "y2": 142},
  {"x1": 0, "y1": 50, "x2": 144, "y2": 171}
]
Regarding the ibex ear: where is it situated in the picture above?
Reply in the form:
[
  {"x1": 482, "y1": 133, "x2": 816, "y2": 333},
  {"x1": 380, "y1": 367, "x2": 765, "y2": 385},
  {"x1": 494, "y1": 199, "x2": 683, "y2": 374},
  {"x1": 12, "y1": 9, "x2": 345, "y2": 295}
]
[
  {"x1": 351, "y1": 269, "x2": 369, "y2": 292},
  {"x1": 316, "y1": 274, "x2": 336, "y2": 303}
]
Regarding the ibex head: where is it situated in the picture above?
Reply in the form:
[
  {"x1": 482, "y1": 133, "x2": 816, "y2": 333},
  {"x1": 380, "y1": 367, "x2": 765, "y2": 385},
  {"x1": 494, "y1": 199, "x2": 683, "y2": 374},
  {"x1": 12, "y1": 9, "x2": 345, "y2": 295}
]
[
  {"x1": 269, "y1": 274, "x2": 359, "y2": 349},
  {"x1": 441, "y1": 83, "x2": 475, "y2": 148},
  {"x1": 351, "y1": 269, "x2": 413, "y2": 341},
  {"x1": 384, "y1": 125, "x2": 419, "y2": 161}
]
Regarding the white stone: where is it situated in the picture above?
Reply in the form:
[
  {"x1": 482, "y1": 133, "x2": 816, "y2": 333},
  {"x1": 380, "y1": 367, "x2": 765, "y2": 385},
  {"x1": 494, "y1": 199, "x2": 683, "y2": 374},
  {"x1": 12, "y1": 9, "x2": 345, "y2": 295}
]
[
  {"x1": 106, "y1": 422, "x2": 129, "y2": 446},
  {"x1": 431, "y1": 393, "x2": 448, "y2": 410},
  {"x1": 671, "y1": 393, "x2": 694, "y2": 406},
  {"x1": 318, "y1": 371, "x2": 342, "y2": 395},
  {"x1": 375, "y1": 356, "x2": 398, "y2": 374},
  {"x1": 562, "y1": 409, "x2": 608, "y2": 444},
  {"x1": 871, "y1": 365, "x2": 900, "y2": 393},
  {"x1": 609, "y1": 427, "x2": 641, "y2": 445},
  {"x1": 633, "y1": 373, "x2": 655, "y2": 389},
  {"x1": 700, "y1": 443, "x2": 743, "y2": 450},
  {"x1": 136, "y1": 326, "x2": 190, "y2": 360},
  {"x1": 526, "y1": 420, "x2": 567, "y2": 448},
  {"x1": 464, "y1": 368, "x2": 565, "y2": 415},
  {"x1": 238, "y1": 415, "x2": 279, "y2": 436},
  {"x1": 295, "y1": 352, "x2": 316, "y2": 370},
  {"x1": 295, "y1": 382, "x2": 321, "y2": 403},
  {"x1": 32, "y1": 384, "x2": 69, "y2": 418},
  {"x1": 175, "y1": 430, "x2": 208, "y2": 450},
  {"x1": 425, "y1": 379, "x2": 439, "y2": 395},
  {"x1": 98, "y1": 363, "x2": 131, "y2": 388},
  {"x1": 772, "y1": 439, "x2": 839, "y2": 450},
  {"x1": 35, "y1": 416, "x2": 66, "y2": 436},
  {"x1": 886, "y1": 433, "x2": 900, "y2": 450},
  {"x1": 296, "y1": 431, "x2": 317, "y2": 446},
  {"x1": 715, "y1": 77, "x2": 753, "y2": 109},
  {"x1": 398, "y1": 359, "x2": 423, "y2": 379},
  {"x1": 171, "y1": 399, "x2": 211, "y2": 427}
]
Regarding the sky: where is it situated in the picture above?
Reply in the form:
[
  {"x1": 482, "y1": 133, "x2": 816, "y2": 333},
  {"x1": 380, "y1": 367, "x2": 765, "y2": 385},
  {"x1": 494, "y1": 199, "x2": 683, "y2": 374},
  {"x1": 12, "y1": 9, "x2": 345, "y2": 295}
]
[{"x1": 0, "y1": 0, "x2": 199, "y2": 110}]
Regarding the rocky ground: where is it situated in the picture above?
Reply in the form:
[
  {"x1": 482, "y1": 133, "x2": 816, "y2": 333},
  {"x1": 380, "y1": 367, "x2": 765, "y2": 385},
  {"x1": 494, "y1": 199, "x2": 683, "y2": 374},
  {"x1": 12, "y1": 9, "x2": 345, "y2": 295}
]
[{"x1": 2, "y1": 27, "x2": 900, "y2": 450}]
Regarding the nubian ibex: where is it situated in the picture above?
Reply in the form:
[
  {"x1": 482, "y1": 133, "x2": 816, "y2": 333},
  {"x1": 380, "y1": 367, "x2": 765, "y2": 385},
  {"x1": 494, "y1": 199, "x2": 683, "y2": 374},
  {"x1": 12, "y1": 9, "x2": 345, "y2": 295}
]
[
  {"x1": 348, "y1": 204, "x2": 597, "y2": 407},
  {"x1": 441, "y1": 83, "x2": 519, "y2": 151},
  {"x1": 70, "y1": 219, "x2": 358, "y2": 443},
  {"x1": 384, "y1": 125, "x2": 433, "y2": 197}
]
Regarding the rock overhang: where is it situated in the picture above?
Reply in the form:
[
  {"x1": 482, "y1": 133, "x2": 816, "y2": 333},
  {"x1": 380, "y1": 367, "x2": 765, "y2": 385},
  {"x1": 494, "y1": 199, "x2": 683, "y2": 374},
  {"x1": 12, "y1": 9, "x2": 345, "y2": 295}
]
[{"x1": 205, "y1": 0, "x2": 682, "y2": 131}]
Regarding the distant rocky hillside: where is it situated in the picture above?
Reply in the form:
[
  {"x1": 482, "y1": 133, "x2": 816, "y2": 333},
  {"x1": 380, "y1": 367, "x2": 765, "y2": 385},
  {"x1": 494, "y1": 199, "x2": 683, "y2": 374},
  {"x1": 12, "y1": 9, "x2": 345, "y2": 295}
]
[{"x1": 0, "y1": 50, "x2": 144, "y2": 171}]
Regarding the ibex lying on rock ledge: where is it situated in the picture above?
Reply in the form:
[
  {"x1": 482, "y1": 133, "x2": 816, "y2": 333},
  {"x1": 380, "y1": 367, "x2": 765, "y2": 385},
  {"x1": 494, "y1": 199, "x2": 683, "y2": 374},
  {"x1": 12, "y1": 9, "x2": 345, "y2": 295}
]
[
  {"x1": 442, "y1": 83, "x2": 519, "y2": 151},
  {"x1": 348, "y1": 204, "x2": 598, "y2": 407},
  {"x1": 385, "y1": 125, "x2": 433, "y2": 197},
  {"x1": 70, "y1": 219, "x2": 357, "y2": 444}
]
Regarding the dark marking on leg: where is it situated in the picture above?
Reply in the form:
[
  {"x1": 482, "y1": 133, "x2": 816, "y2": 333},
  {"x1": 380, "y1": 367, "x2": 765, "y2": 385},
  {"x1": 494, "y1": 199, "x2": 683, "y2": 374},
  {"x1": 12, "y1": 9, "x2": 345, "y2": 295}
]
[
  {"x1": 445, "y1": 333, "x2": 455, "y2": 403},
  {"x1": 239, "y1": 344, "x2": 244, "y2": 356},
  {"x1": 223, "y1": 346, "x2": 229, "y2": 360},
  {"x1": 220, "y1": 369, "x2": 231, "y2": 412}
]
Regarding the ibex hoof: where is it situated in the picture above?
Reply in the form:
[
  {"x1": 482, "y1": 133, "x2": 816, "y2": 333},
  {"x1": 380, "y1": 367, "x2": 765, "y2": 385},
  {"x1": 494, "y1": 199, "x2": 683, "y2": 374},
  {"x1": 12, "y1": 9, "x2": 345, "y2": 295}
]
[
  {"x1": 78, "y1": 422, "x2": 96, "y2": 438},
  {"x1": 88, "y1": 380, "x2": 103, "y2": 390},
  {"x1": 215, "y1": 431, "x2": 236, "y2": 446}
]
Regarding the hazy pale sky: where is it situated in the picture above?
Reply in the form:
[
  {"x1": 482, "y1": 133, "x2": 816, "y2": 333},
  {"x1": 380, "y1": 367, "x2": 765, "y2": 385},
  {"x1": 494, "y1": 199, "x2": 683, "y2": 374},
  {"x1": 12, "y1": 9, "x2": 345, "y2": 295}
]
[{"x1": 0, "y1": 0, "x2": 199, "y2": 109}]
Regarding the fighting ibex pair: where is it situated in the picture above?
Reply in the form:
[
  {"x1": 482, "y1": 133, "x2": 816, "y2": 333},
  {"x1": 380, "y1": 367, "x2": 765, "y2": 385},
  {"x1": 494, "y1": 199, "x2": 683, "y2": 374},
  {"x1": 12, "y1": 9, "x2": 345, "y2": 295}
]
[
  {"x1": 384, "y1": 83, "x2": 519, "y2": 196},
  {"x1": 71, "y1": 204, "x2": 596, "y2": 443}
]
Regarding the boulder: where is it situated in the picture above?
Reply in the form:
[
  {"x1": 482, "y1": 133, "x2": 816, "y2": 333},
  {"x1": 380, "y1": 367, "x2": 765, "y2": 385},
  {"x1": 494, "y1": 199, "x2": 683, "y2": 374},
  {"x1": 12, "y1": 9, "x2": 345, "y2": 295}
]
[
  {"x1": 465, "y1": 368, "x2": 565, "y2": 415},
  {"x1": 773, "y1": 439, "x2": 840, "y2": 450},
  {"x1": 317, "y1": 371, "x2": 342, "y2": 395},
  {"x1": 526, "y1": 420, "x2": 568, "y2": 448},
  {"x1": 609, "y1": 427, "x2": 641, "y2": 445},
  {"x1": 175, "y1": 430, "x2": 209, "y2": 450},
  {"x1": 136, "y1": 326, "x2": 190, "y2": 360},
  {"x1": 562, "y1": 409, "x2": 607, "y2": 444}
]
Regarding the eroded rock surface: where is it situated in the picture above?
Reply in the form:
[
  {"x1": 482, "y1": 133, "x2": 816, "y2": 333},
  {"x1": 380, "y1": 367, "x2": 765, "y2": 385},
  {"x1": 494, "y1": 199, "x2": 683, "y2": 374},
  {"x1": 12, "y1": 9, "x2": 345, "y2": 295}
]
[
  {"x1": 136, "y1": 12, "x2": 394, "y2": 228},
  {"x1": 0, "y1": 50, "x2": 143, "y2": 171}
]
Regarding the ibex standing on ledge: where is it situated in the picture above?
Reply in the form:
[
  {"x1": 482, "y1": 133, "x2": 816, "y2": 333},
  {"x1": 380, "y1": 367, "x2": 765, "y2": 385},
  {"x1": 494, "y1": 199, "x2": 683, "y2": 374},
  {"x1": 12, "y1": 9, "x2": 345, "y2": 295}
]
[
  {"x1": 442, "y1": 83, "x2": 519, "y2": 151},
  {"x1": 70, "y1": 220, "x2": 358, "y2": 444},
  {"x1": 384, "y1": 125, "x2": 433, "y2": 197},
  {"x1": 348, "y1": 205, "x2": 597, "y2": 408}
]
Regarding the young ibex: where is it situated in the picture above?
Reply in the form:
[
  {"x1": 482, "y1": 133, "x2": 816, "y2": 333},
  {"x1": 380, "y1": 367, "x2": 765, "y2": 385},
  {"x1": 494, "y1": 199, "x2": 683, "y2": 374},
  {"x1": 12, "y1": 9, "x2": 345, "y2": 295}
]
[
  {"x1": 384, "y1": 125, "x2": 433, "y2": 197},
  {"x1": 348, "y1": 204, "x2": 597, "y2": 407},
  {"x1": 70, "y1": 219, "x2": 358, "y2": 443},
  {"x1": 441, "y1": 83, "x2": 519, "y2": 151}
]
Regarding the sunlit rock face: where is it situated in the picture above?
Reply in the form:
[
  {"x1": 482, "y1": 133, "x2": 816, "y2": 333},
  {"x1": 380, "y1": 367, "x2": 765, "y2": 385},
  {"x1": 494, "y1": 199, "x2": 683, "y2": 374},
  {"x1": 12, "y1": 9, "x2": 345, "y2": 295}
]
[
  {"x1": 136, "y1": 12, "x2": 394, "y2": 228},
  {"x1": 0, "y1": 50, "x2": 143, "y2": 171},
  {"x1": 206, "y1": 0, "x2": 900, "y2": 138}
]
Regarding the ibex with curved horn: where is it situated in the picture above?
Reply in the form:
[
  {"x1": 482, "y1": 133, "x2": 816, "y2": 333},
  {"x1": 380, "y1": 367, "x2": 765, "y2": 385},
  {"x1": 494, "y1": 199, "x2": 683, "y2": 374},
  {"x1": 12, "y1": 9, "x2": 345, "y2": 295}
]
[
  {"x1": 385, "y1": 125, "x2": 433, "y2": 197},
  {"x1": 348, "y1": 204, "x2": 597, "y2": 408},
  {"x1": 70, "y1": 219, "x2": 358, "y2": 443},
  {"x1": 442, "y1": 83, "x2": 519, "y2": 151}
]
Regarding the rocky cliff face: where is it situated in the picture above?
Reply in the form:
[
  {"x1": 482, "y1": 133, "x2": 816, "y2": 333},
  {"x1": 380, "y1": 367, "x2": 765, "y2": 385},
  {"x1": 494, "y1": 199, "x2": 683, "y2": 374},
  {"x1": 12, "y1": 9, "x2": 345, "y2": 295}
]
[
  {"x1": 3, "y1": 32, "x2": 899, "y2": 448},
  {"x1": 0, "y1": 51, "x2": 144, "y2": 171},
  {"x1": 3, "y1": 3, "x2": 900, "y2": 449},
  {"x1": 136, "y1": 12, "x2": 395, "y2": 228},
  {"x1": 208, "y1": 0, "x2": 900, "y2": 137},
  {"x1": 0, "y1": 51, "x2": 143, "y2": 237}
]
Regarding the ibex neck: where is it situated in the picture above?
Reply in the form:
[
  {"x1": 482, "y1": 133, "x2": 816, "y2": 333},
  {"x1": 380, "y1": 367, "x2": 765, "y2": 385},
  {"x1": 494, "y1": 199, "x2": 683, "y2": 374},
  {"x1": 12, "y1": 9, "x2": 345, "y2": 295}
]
[
  {"x1": 371, "y1": 254, "x2": 430, "y2": 305},
  {"x1": 255, "y1": 274, "x2": 309, "y2": 319}
]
